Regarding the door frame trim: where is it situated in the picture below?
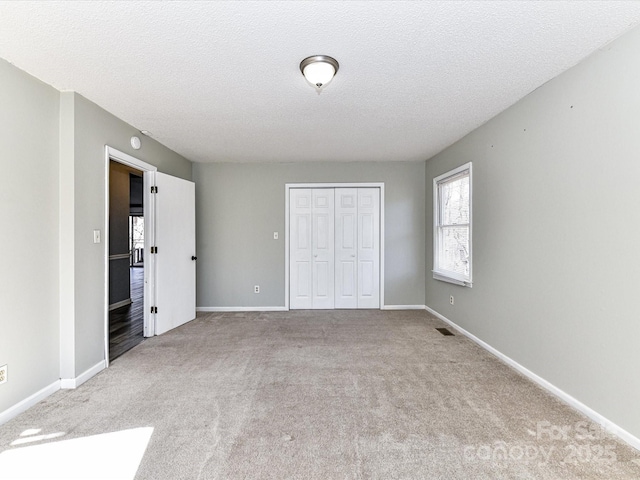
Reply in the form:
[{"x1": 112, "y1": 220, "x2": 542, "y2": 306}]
[
  {"x1": 284, "y1": 182, "x2": 385, "y2": 310},
  {"x1": 104, "y1": 146, "x2": 157, "y2": 367}
]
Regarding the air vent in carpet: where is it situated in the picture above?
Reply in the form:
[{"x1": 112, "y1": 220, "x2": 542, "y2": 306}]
[{"x1": 436, "y1": 327, "x2": 454, "y2": 336}]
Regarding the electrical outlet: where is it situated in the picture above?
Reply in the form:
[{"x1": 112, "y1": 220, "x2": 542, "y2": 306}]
[
  {"x1": 450, "y1": 295, "x2": 454, "y2": 305},
  {"x1": 0, "y1": 365, "x2": 7, "y2": 385},
  {"x1": 254, "y1": 285, "x2": 260, "y2": 294}
]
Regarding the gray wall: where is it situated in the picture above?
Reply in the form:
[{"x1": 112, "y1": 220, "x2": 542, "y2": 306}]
[
  {"x1": 1, "y1": 57, "x2": 193, "y2": 414},
  {"x1": 0, "y1": 59, "x2": 60, "y2": 413},
  {"x1": 193, "y1": 162, "x2": 425, "y2": 308},
  {"x1": 66, "y1": 92, "x2": 192, "y2": 377},
  {"x1": 425, "y1": 26, "x2": 640, "y2": 439}
]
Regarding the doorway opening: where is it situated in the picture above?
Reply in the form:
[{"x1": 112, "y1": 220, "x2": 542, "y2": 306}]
[
  {"x1": 108, "y1": 164, "x2": 145, "y2": 361},
  {"x1": 104, "y1": 146, "x2": 158, "y2": 367}
]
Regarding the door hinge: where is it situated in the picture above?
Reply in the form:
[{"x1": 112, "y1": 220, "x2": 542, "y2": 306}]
[
  {"x1": 150, "y1": 246, "x2": 158, "y2": 254},
  {"x1": 151, "y1": 186, "x2": 158, "y2": 193},
  {"x1": 151, "y1": 306, "x2": 158, "y2": 314}
]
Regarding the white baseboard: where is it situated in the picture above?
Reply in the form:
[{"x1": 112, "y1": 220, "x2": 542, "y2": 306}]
[
  {"x1": 199, "y1": 306, "x2": 428, "y2": 312},
  {"x1": 109, "y1": 298, "x2": 132, "y2": 311},
  {"x1": 425, "y1": 305, "x2": 640, "y2": 452},
  {"x1": 60, "y1": 360, "x2": 106, "y2": 389},
  {"x1": 381, "y1": 305, "x2": 427, "y2": 311},
  {"x1": 197, "y1": 306, "x2": 288, "y2": 312},
  {"x1": 0, "y1": 380, "x2": 60, "y2": 426}
]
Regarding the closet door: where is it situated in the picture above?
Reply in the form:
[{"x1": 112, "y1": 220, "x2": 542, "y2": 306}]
[
  {"x1": 311, "y1": 189, "x2": 335, "y2": 309},
  {"x1": 290, "y1": 189, "x2": 313, "y2": 309},
  {"x1": 335, "y1": 189, "x2": 358, "y2": 308},
  {"x1": 357, "y1": 188, "x2": 380, "y2": 308},
  {"x1": 290, "y1": 187, "x2": 379, "y2": 310}
]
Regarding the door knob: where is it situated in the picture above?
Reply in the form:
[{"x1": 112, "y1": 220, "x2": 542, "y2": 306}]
[
  {"x1": 314, "y1": 254, "x2": 318, "y2": 257},
  {"x1": 351, "y1": 254, "x2": 356, "y2": 257},
  {"x1": 191, "y1": 256, "x2": 197, "y2": 261}
]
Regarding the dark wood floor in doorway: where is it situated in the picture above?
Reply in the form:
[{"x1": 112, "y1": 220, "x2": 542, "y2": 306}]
[{"x1": 109, "y1": 267, "x2": 144, "y2": 361}]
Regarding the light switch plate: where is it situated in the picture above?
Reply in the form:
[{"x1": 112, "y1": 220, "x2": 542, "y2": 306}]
[
  {"x1": 93, "y1": 230, "x2": 101, "y2": 244},
  {"x1": 273, "y1": 232, "x2": 278, "y2": 240}
]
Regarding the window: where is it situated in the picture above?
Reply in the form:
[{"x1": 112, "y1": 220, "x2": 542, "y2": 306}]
[
  {"x1": 129, "y1": 215, "x2": 144, "y2": 266},
  {"x1": 433, "y1": 163, "x2": 472, "y2": 286}
]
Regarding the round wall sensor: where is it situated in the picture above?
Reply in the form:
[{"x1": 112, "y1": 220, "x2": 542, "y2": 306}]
[{"x1": 131, "y1": 136, "x2": 141, "y2": 150}]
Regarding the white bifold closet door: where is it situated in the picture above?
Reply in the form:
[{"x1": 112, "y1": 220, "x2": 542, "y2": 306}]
[
  {"x1": 335, "y1": 188, "x2": 380, "y2": 309},
  {"x1": 335, "y1": 189, "x2": 358, "y2": 308},
  {"x1": 291, "y1": 187, "x2": 379, "y2": 310},
  {"x1": 290, "y1": 189, "x2": 335, "y2": 309},
  {"x1": 311, "y1": 189, "x2": 335, "y2": 308},
  {"x1": 355, "y1": 188, "x2": 380, "y2": 308}
]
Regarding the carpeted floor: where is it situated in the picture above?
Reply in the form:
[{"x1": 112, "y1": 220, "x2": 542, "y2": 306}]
[{"x1": 1, "y1": 310, "x2": 639, "y2": 479}]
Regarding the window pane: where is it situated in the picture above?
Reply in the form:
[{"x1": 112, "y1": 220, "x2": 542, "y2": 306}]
[
  {"x1": 440, "y1": 175, "x2": 469, "y2": 225},
  {"x1": 439, "y1": 226, "x2": 469, "y2": 276}
]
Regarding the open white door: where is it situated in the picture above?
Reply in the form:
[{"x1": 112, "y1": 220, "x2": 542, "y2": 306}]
[{"x1": 154, "y1": 172, "x2": 196, "y2": 335}]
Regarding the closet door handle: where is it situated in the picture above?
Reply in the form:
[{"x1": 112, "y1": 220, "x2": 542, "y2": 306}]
[{"x1": 191, "y1": 256, "x2": 198, "y2": 261}]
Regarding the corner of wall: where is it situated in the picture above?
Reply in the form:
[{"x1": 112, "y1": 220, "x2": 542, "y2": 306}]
[{"x1": 59, "y1": 91, "x2": 76, "y2": 379}]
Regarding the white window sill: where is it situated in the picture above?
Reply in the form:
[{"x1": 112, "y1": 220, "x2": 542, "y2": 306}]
[{"x1": 432, "y1": 271, "x2": 472, "y2": 288}]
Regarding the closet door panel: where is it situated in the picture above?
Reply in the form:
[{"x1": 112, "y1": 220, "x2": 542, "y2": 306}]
[
  {"x1": 312, "y1": 189, "x2": 335, "y2": 309},
  {"x1": 290, "y1": 189, "x2": 313, "y2": 309},
  {"x1": 357, "y1": 188, "x2": 380, "y2": 308},
  {"x1": 335, "y1": 188, "x2": 358, "y2": 308}
]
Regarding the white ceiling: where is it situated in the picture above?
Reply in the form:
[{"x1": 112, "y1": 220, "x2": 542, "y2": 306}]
[{"x1": 1, "y1": 1, "x2": 640, "y2": 164}]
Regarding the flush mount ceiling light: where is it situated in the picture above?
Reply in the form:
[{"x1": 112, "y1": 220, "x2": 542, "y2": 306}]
[{"x1": 300, "y1": 55, "x2": 339, "y2": 92}]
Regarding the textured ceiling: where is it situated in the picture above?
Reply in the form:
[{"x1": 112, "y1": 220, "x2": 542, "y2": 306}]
[{"x1": 1, "y1": 1, "x2": 640, "y2": 163}]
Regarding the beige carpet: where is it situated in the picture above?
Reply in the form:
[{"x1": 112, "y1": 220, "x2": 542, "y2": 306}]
[{"x1": 1, "y1": 310, "x2": 639, "y2": 479}]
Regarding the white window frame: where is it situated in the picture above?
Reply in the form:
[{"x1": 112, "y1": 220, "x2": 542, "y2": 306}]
[{"x1": 433, "y1": 162, "x2": 472, "y2": 287}]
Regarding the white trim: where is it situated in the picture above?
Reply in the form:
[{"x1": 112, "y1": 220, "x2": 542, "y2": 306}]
[
  {"x1": 109, "y1": 298, "x2": 132, "y2": 311},
  {"x1": 433, "y1": 162, "x2": 472, "y2": 287},
  {"x1": 196, "y1": 306, "x2": 288, "y2": 312},
  {"x1": 104, "y1": 146, "x2": 158, "y2": 367},
  {"x1": 109, "y1": 253, "x2": 131, "y2": 261},
  {"x1": 143, "y1": 171, "x2": 156, "y2": 338},
  {"x1": 285, "y1": 183, "x2": 385, "y2": 189},
  {"x1": 0, "y1": 381, "x2": 60, "y2": 426},
  {"x1": 60, "y1": 360, "x2": 106, "y2": 390},
  {"x1": 381, "y1": 305, "x2": 427, "y2": 310},
  {"x1": 106, "y1": 146, "x2": 156, "y2": 172},
  {"x1": 284, "y1": 182, "x2": 385, "y2": 310},
  {"x1": 425, "y1": 305, "x2": 640, "y2": 452},
  {"x1": 432, "y1": 271, "x2": 471, "y2": 287},
  {"x1": 285, "y1": 188, "x2": 290, "y2": 309},
  {"x1": 380, "y1": 186, "x2": 385, "y2": 308}
]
